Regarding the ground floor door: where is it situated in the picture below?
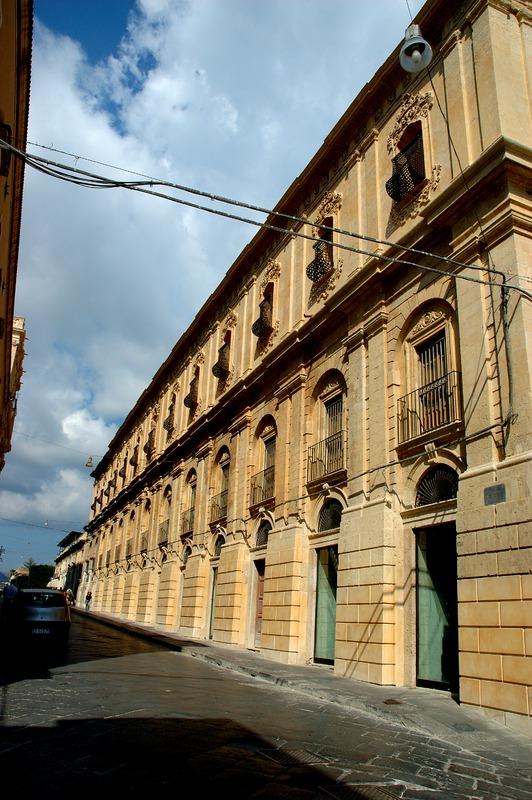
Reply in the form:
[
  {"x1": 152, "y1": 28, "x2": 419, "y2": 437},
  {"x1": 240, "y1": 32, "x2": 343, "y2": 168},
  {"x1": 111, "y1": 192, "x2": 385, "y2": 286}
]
[
  {"x1": 254, "y1": 560, "x2": 265, "y2": 648},
  {"x1": 416, "y1": 523, "x2": 458, "y2": 691},
  {"x1": 314, "y1": 546, "x2": 338, "y2": 664},
  {"x1": 208, "y1": 566, "x2": 218, "y2": 639}
]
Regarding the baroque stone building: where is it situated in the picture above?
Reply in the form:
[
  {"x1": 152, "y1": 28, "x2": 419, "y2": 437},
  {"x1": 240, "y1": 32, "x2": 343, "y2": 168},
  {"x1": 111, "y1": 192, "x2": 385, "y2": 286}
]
[
  {"x1": 0, "y1": 1, "x2": 32, "y2": 471},
  {"x1": 77, "y1": 0, "x2": 532, "y2": 735}
]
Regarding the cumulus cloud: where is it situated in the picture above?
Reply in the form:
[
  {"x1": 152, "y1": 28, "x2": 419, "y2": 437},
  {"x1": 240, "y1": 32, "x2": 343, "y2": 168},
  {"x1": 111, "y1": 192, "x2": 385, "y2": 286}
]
[{"x1": 2, "y1": 0, "x2": 424, "y2": 570}]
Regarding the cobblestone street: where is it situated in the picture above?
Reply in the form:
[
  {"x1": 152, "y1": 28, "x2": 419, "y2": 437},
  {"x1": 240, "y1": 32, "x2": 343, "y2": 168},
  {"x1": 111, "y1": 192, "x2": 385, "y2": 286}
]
[{"x1": 1, "y1": 615, "x2": 531, "y2": 798}]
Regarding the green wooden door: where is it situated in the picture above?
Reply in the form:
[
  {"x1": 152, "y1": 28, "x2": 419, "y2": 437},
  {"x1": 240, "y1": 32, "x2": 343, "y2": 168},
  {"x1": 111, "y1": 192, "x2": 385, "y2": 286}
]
[{"x1": 314, "y1": 546, "x2": 338, "y2": 663}]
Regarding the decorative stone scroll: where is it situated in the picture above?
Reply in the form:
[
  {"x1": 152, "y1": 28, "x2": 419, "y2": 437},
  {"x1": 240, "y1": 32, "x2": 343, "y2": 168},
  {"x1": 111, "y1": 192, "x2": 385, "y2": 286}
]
[
  {"x1": 260, "y1": 259, "x2": 281, "y2": 294},
  {"x1": 311, "y1": 191, "x2": 342, "y2": 237},
  {"x1": 412, "y1": 309, "x2": 446, "y2": 335},
  {"x1": 387, "y1": 92, "x2": 434, "y2": 154}
]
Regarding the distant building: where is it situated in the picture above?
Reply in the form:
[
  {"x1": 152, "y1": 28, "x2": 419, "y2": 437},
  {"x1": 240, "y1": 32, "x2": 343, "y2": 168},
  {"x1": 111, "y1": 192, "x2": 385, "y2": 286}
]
[
  {"x1": 0, "y1": 1, "x2": 32, "y2": 471},
  {"x1": 71, "y1": 0, "x2": 531, "y2": 735},
  {"x1": 52, "y1": 530, "x2": 87, "y2": 595}
]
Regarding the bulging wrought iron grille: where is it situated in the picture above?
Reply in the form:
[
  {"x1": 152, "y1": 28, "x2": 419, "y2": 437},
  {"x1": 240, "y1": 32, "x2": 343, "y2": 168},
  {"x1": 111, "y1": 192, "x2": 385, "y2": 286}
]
[
  {"x1": 181, "y1": 507, "x2": 195, "y2": 535},
  {"x1": 143, "y1": 429, "x2": 155, "y2": 459},
  {"x1": 385, "y1": 132, "x2": 425, "y2": 203},
  {"x1": 318, "y1": 499, "x2": 343, "y2": 532},
  {"x1": 306, "y1": 238, "x2": 333, "y2": 282},
  {"x1": 415, "y1": 465, "x2": 459, "y2": 507},
  {"x1": 129, "y1": 446, "x2": 139, "y2": 468},
  {"x1": 184, "y1": 377, "x2": 198, "y2": 409},
  {"x1": 212, "y1": 343, "x2": 230, "y2": 378},
  {"x1": 163, "y1": 403, "x2": 175, "y2": 433},
  {"x1": 252, "y1": 298, "x2": 273, "y2": 339},
  {"x1": 210, "y1": 490, "x2": 228, "y2": 523},
  {"x1": 256, "y1": 520, "x2": 271, "y2": 548}
]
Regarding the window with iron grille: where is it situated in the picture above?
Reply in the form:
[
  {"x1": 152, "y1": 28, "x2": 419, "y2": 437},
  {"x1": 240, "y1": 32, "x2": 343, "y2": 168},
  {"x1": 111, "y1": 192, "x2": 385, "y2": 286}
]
[
  {"x1": 163, "y1": 396, "x2": 175, "y2": 433},
  {"x1": 184, "y1": 371, "x2": 199, "y2": 409},
  {"x1": 143, "y1": 428, "x2": 155, "y2": 460},
  {"x1": 416, "y1": 465, "x2": 459, "y2": 506},
  {"x1": 385, "y1": 122, "x2": 425, "y2": 204},
  {"x1": 256, "y1": 520, "x2": 271, "y2": 548},
  {"x1": 307, "y1": 217, "x2": 334, "y2": 283},
  {"x1": 129, "y1": 445, "x2": 139, "y2": 469},
  {"x1": 214, "y1": 535, "x2": 225, "y2": 558},
  {"x1": 252, "y1": 285, "x2": 274, "y2": 339},
  {"x1": 318, "y1": 499, "x2": 343, "y2": 532},
  {"x1": 213, "y1": 335, "x2": 231, "y2": 379}
]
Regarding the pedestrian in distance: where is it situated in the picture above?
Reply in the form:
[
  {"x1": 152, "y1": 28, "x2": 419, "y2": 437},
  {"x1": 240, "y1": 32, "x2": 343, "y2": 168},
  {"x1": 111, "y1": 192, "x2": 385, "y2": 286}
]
[{"x1": 85, "y1": 590, "x2": 92, "y2": 611}]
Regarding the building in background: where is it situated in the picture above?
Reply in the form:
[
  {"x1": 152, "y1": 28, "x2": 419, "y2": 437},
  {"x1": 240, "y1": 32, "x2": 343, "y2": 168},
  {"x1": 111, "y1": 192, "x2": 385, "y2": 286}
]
[
  {"x1": 52, "y1": 530, "x2": 86, "y2": 593},
  {"x1": 72, "y1": 0, "x2": 531, "y2": 735},
  {"x1": 0, "y1": 1, "x2": 32, "y2": 471}
]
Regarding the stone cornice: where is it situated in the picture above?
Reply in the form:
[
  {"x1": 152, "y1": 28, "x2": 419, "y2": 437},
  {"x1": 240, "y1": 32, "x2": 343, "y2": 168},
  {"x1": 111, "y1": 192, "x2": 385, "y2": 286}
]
[
  {"x1": 274, "y1": 369, "x2": 308, "y2": 403},
  {"x1": 342, "y1": 328, "x2": 366, "y2": 356}
]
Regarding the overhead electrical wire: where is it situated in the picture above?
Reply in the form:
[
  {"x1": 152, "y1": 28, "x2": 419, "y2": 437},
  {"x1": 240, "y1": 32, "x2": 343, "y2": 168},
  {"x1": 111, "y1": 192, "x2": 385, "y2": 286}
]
[{"x1": 3, "y1": 138, "x2": 531, "y2": 302}]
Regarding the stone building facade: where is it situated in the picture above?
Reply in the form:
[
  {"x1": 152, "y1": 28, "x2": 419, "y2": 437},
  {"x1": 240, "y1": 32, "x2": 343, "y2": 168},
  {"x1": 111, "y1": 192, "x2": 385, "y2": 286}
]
[
  {"x1": 77, "y1": 0, "x2": 532, "y2": 735},
  {"x1": 0, "y1": 1, "x2": 32, "y2": 471}
]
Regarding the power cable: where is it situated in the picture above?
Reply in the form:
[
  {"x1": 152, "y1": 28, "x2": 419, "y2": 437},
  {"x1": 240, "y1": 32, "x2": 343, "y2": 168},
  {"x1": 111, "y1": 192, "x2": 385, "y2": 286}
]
[
  {"x1": 4, "y1": 139, "x2": 532, "y2": 302},
  {"x1": 24, "y1": 138, "x2": 527, "y2": 292},
  {"x1": 0, "y1": 516, "x2": 84, "y2": 533},
  {"x1": 14, "y1": 430, "x2": 104, "y2": 459}
]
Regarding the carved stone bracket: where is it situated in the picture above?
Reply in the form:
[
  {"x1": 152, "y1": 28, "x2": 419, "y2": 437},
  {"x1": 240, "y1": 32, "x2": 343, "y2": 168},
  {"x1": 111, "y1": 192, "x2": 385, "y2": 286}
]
[
  {"x1": 309, "y1": 258, "x2": 343, "y2": 306},
  {"x1": 388, "y1": 164, "x2": 442, "y2": 229},
  {"x1": 256, "y1": 319, "x2": 280, "y2": 355}
]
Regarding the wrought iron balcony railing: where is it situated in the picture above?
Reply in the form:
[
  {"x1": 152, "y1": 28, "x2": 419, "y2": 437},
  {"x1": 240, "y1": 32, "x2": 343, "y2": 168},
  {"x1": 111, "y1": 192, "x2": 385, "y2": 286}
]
[
  {"x1": 397, "y1": 371, "x2": 462, "y2": 444},
  {"x1": 252, "y1": 298, "x2": 273, "y2": 339},
  {"x1": 306, "y1": 239, "x2": 333, "y2": 283},
  {"x1": 212, "y1": 343, "x2": 230, "y2": 379},
  {"x1": 181, "y1": 506, "x2": 195, "y2": 536},
  {"x1": 129, "y1": 446, "x2": 139, "y2": 468},
  {"x1": 210, "y1": 490, "x2": 228, "y2": 523},
  {"x1": 250, "y1": 465, "x2": 275, "y2": 506},
  {"x1": 307, "y1": 430, "x2": 346, "y2": 483},
  {"x1": 163, "y1": 405, "x2": 175, "y2": 433},
  {"x1": 184, "y1": 377, "x2": 199, "y2": 409},
  {"x1": 158, "y1": 519, "x2": 169, "y2": 544},
  {"x1": 143, "y1": 430, "x2": 155, "y2": 460}
]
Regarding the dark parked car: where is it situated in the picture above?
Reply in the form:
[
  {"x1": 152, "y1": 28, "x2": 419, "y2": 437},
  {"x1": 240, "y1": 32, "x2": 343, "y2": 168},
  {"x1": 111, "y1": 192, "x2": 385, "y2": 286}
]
[{"x1": 6, "y1": 588, "x2": 71, "y2": 644}]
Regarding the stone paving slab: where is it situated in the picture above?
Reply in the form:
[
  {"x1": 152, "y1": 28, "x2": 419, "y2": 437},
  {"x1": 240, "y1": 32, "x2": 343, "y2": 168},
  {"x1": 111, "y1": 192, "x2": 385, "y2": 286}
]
[{"x1": 73, "y1": 608, "x2": 532, "y2": 770}]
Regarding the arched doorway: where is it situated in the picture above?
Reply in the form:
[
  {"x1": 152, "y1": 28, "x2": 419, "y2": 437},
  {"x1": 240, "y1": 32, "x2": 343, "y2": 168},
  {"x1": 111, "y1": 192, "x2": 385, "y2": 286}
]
[
  {"x1": 314, "y1": 499, "x2": 342, "y2": 665},
  {"x1": 415, "y1": 465, "x2": 459, "y2": 692}
]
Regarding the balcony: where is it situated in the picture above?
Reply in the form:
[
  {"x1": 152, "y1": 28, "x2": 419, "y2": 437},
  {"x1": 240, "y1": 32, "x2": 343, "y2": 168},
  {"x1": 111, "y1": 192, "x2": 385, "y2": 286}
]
[
  {"x1": 250, "y1": 465, "x2": 275, "y2": 507},
  {"x1": 158, "y1": 519, "x2": 169, "y2": 545},
  {"x1": 210, "y1": 490, "x2": 228, "y2": 523},
  {"x1": 181, "y1": 506, "x2": 195, "y2": 536},
  {"x1": 307, "y1": 430, "x2": 346, "y2": 483},
  {"x1": 212, "y1": 343, "x2": 230, "y2": 379},
  {"x1": 306, "y1": 239, "x2": 333, "y2": 283},
  {"x1": 184, "y1": 378, "x2": 198, "y2": 409},
  {"x1": 252, "y1": 298, "x2": 273, "y2": 340},
  {"x1": 397, "y1": 371, "x2": 462, "y2": 445}
]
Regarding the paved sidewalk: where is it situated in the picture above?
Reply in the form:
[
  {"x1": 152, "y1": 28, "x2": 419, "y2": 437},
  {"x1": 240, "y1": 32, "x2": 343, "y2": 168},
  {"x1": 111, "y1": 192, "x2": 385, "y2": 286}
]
[{"x1": 73, "y1": 608, "x2": 532, "y2": 770}]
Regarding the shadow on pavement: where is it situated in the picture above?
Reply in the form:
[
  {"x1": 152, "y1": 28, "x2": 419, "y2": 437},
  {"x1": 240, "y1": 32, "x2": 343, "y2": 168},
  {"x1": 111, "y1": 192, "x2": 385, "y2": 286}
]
[{"x1": 0, "y1": 714, "x2": 400, "y2": 799}]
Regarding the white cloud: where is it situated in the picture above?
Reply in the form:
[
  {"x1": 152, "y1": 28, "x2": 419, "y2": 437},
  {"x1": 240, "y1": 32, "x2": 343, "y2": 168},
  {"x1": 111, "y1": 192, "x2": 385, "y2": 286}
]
[{"x1": 3, "y1": 0, "x2": 425, "y2": 571}]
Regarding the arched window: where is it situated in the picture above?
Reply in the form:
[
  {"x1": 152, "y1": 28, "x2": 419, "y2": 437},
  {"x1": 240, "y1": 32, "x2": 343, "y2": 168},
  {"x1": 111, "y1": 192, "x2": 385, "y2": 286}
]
[
  {"x1": 182, "y1": 472, "x2": 197, "y2": 535},
  {"x1": 211, "y1": 450, "x2": 230, "y2": 523},
  {"x1": 213, "y1": 535, "x2": 225, "y2": 558},
  {"x1": 318, "y1": 499, "x2": 343, "y2": 532},
  {"x1": 398, "y1": 304, "x2": 462, "y2": 445},
  {"x1": 182, "y1": 545, "x2": 192, "y2": 567},
  {"x1": 159, "y1": 485, "x2": 172, "y2": 545},
  {"x1": 251, "y1": 422, "x2": 276, "y2": 507},
  {"x1": 415, "y1": 465, "x2": 459, "y2": 507},
  {"x1": 308, "y1": 373, "x2": 347, "y2": 483},
  {"x1": 256, "y1": 520, "x2": 272, "y2": 548}
]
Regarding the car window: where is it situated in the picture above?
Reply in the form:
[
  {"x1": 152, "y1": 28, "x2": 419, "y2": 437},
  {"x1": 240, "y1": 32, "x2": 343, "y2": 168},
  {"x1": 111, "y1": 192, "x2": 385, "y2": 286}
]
[{"x1": 16, "y1": 592, "x2": 65, "y2": 607}]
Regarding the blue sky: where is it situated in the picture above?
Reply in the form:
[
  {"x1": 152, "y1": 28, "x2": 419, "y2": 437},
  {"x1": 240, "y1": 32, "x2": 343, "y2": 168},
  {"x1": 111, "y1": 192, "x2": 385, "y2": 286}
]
[{"x1": 0, "y1": 0, "x2": 424, "y2": 575}]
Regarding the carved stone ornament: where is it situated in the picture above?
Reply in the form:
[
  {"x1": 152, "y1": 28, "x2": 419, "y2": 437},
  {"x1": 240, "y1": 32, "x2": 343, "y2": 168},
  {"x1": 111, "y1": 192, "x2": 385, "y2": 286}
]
[
  {"x1": 256, "y1": 319, "x2": 279, "y2": 355},
  {"x1": 312, "y1": 191, "x2": 342, "y2": 236},
  {"x1": 388, "y1": 164, "x2": 442, "y2": 228},
  {"x1": 260, "y1": 260, "x2": 281, "y2": 293},
  {"x1": 309, "y1": 258, "x2": 343, "y2": 307},
  {"x1": 223, "y1": 311, "x2": 238, "y2": 332},
  {"x1": 194, "y1": 351, "x2": 205, "y2": 367},
  {"x1": 387, "y1": 92, "x2": 434, "y2": 154},
  {"x1": 411, "y1": 309, "x2": 446, "y2": 335}
]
